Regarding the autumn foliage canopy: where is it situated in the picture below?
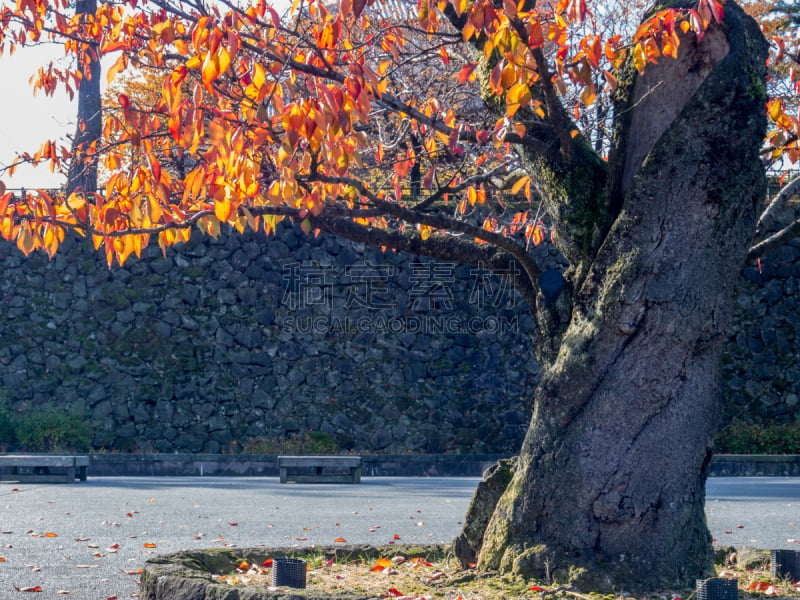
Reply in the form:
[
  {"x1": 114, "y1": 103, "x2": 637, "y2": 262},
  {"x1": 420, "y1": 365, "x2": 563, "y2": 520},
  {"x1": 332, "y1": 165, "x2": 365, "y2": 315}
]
[{"x1": 0, "y1": 0, "x2": 796, "y2": 274}]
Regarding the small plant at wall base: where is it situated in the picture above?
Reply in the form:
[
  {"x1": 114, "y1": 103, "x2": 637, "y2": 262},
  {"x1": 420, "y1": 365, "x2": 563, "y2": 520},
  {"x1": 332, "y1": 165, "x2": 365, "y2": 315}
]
[
  {"x1": 715, "y1": 421, "x2": 800, "y2": 454},
  {"x1": 0, "y1": 395, "x2": 17, "y2": 451},
  {"x1": 0, "y1": 404, "x2": 92, "y2": 453}
]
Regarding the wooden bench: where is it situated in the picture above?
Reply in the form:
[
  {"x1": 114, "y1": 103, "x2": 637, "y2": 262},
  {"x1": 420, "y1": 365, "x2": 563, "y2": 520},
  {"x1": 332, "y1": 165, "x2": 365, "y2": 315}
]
[
  {"x1": 0, "y1": 455, "x2": 89, "y2": 483},
  {"x1": 278, "y1": 455, "x2": 362, "y2": 483}
]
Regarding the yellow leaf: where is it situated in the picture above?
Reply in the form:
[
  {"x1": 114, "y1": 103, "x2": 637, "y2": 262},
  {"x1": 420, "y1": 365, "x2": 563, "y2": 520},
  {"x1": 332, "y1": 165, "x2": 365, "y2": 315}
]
[
  {"x1": 215, "y1": 197, "x2": 233, "y2": 223},
  {"x1": 17, "y1": 225, "x2": 35, "y2": 256},
  {"x1": 633, "y1": 42, "x2": 646, "y2": 74},
  {"x1": 510, "y1": 176, "x2": 530, "y2": 195},
  {"x1": 580, "y1": 82, "x2": 595, "y2": 106},
  {"x1": 216, "y1": 46, "x2": 232, "y2": 76},
  {"x1": 202, "y1": 52, "x2": 220, "y2": 86},
  {"x1": 107, "y1": 53, "x2": 127, "y2": 85},
  {"x1": 419, "y1": 224, "x2": 432, "y2": 240}
]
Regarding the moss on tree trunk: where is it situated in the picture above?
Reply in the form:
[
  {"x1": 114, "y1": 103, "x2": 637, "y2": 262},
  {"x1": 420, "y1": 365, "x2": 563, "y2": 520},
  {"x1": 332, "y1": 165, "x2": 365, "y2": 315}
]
[{"x1": 457, "y1": 2, "x2": 768, "y2": 591}]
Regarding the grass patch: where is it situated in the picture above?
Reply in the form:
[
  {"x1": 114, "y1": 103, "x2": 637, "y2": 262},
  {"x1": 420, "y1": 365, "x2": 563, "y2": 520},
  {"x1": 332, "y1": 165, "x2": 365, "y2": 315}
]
[
  {"x1": 715, "y1": 421, "x2": 800, "y2": 454},
  {"x1": 205, "y1": 548, "x2": 800, "y2": 600}
]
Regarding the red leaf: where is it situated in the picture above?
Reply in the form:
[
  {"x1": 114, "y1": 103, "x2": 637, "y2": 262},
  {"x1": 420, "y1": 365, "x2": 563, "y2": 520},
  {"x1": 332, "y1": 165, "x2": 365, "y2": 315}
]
[
  {"x1": 386, "y1": 588, "x2": 404, "y2": 597},
  {"x1": 263, "y1": 558, "x2": 274, "y2": 567},
  {"x1": 531, "y1": 586, "x2": 544, "y2": 592},
  {"x1": 14, "y1": 587, "x2": 43, "y2": 592},
  {"x1": 457, "y1": 63, "x2": 477, "y2": 84},
  {"x1": 393, "y1": 534, "x2": 401, "y2": 540},
  {"x1": 334, "y1": 538, "x2": 347, "y2": 543},
  {"x1": 748, "y1": 582, "x2": 774, "y2": 593},
  {"x1": 353, "y1": 0, "x2": 367, "y2": 18}
]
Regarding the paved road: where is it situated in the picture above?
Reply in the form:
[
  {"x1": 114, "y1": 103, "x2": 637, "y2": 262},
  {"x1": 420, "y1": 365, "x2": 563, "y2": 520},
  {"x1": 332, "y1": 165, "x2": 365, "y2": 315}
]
[{"x1": 0, "y1": 477, "x2": 798, "y2": 599}]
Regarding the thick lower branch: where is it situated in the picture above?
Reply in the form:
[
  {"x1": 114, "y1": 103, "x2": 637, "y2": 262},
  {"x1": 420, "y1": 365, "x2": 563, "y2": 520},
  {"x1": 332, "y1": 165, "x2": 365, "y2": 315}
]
[{"x1": 311, "y1": 214, "x2": 538, "y2": 309}]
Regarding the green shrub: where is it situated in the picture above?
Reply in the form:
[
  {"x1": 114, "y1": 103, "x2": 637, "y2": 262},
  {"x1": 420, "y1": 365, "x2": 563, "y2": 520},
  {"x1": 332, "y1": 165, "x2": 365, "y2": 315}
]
[
  {"x1": 12, "y1": 407, "x2": 91, "y2": 453},
  {"x1": 0, "y1": 396, "x2": 16, "y2": 449},
  {"x1": 715, "y1": 421, "x2": 800, "y2": 454}
]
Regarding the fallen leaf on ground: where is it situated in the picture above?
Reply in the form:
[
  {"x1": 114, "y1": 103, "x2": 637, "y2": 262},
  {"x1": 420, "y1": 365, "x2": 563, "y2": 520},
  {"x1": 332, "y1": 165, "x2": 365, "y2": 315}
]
[
  {"x1": 143, "y1": 543, "x2": 156, "y2": 548},
  {"x1": 14, "y1": 586, "x2": 42, "y2": 592},
  {"x1": 748, "y1": 582, "x2": 776, "y2": 595},
  {"x1": 371, "y1": 558, "x2": 393, "y2": 572}
]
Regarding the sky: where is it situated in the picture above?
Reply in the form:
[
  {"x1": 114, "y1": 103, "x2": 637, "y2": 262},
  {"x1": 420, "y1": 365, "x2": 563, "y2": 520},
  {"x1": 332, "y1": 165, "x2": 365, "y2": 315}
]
[
  {"x1": 0, "y1": 41, "x2": 80, "y2": 189},
  {"x1": 0, "y1": 0, "x2": 291, "y2": 191}
]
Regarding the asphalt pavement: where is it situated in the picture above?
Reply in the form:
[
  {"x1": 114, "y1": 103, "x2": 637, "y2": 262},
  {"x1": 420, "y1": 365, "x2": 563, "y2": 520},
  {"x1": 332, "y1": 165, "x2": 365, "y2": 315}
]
[{"x1": 0, "y1": 476, "x2": 797, "y2": 599}]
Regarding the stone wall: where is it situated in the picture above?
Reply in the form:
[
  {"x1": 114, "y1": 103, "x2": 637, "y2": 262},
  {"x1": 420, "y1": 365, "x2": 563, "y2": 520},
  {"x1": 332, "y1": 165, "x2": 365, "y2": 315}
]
[
  {"x1": 0, "y1": 222, "x2": 539, "y2": 453},
  {"x1": 1, "y1": 204, "x2": 798, "y2": 455},
  {"x1": 723, "y1": 202, "x2": 800, "y2": 423}
]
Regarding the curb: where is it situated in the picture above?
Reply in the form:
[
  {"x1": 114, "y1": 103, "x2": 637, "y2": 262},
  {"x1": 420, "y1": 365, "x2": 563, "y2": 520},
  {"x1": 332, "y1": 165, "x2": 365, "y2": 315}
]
[{"x1": 81, "y1": 453, "x2": 800, "y2": 478}]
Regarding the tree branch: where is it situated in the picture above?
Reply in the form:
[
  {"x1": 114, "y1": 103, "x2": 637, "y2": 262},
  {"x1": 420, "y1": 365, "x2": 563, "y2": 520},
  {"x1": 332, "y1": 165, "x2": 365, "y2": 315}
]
[
  {"x1": 310, "y1": 214, "x2": 539, "y2": 309},
  {"x1": 747, "y1": 218, "x2": 800, "y2": 262},
  {"x1": 755, "y1": 174, "x2": 800, "y2": 235}
]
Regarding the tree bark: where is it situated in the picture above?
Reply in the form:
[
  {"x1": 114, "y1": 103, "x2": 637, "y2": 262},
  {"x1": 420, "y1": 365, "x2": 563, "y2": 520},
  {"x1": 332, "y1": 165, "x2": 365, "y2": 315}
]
[
  {"x1": 457, "y1": 3, "x2": 768, "y2": 591},
  {"x1": 66, "y1": 0, "x2": 101, "y2": 196}
]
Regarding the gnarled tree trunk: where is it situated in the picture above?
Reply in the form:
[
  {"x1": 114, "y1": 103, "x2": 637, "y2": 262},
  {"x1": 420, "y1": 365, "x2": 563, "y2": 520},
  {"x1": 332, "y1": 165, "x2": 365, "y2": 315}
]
[{"x1": 456, "y1": 3, "x2": 768, "y2": 591}]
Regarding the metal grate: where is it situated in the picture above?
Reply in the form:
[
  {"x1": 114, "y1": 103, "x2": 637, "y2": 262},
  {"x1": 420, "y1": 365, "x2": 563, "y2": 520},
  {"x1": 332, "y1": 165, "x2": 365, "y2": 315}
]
[
  {"x1": 272, "y1": 557, "x2": 307, "y2": 589},
  {"x1": 771, "y1": 550, "x2": 800, "y2": 582},
  {"x1": 697, "y1": 578, "x2": 738, "y2": 600}
]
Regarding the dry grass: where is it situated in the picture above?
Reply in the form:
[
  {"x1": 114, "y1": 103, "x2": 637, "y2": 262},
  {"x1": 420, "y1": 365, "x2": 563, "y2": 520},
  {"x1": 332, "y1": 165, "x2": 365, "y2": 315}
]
[
  {"x1": 208, "y1": 551, "x2": 800, "y2": 600},
  {"x1": 213, "y1": 552, "x2": 528, "y2": 599}
]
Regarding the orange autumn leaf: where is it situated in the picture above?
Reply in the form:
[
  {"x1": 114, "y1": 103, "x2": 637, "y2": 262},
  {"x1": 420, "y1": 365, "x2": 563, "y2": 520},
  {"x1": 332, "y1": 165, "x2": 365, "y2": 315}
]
[
  {"x1": 371, "y1": 557, "x2": 393, "y2": 571},
  {"x1": 143, "y1": 542, "x2": 157, "y2": 548},
  {"x1": 45, "y1": 533, "x2": 58, "y2": 538},
  {"x1": 334, "y1": 537, "x2": 347, "y2": 543}
]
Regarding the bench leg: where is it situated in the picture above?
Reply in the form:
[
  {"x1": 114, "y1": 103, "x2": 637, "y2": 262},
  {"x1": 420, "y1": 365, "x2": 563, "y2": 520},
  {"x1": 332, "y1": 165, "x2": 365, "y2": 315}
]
[
  {"x1": 280, "y1": 467, "x2": 288, "y2": 483},
  {"x1": 352, "y1": 466, "x2": 361, "y2": 484},
  {"x1": 78, "y1": 466, "x2": 87, "y2": 482}
]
